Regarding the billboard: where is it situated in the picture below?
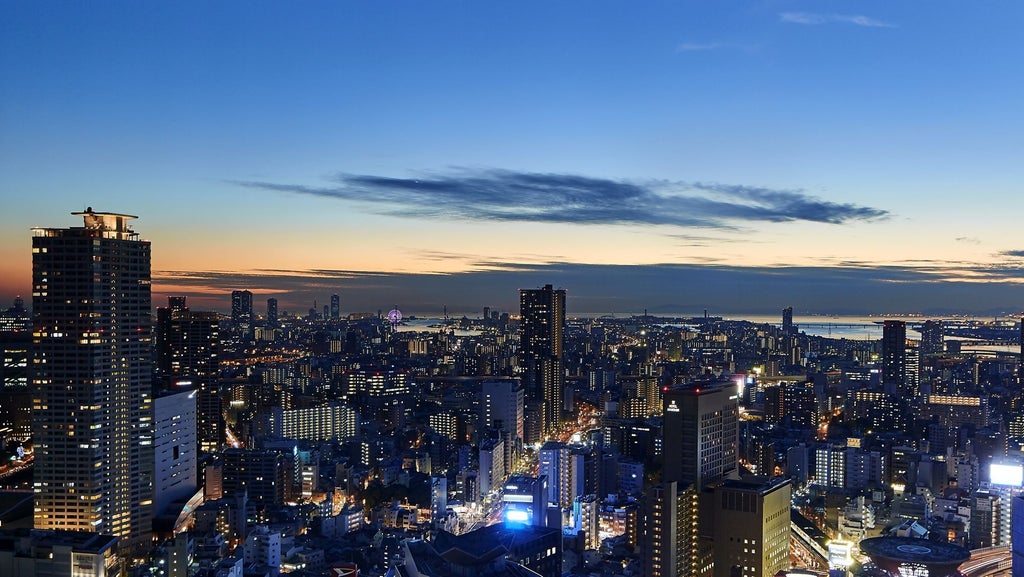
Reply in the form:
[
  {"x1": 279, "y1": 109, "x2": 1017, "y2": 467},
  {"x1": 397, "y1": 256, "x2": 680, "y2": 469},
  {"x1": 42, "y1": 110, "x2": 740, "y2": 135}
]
[
  {"x1": 990, "y1": 463, "x2": 1024, "y2": 487},
  {"x1": 828, "y1": 541, "x2": 852, "y2": 568}
]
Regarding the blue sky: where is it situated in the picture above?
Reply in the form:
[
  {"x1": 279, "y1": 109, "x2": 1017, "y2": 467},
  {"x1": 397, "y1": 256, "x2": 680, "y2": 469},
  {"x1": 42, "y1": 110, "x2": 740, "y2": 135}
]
[{"x1": 2, "y1": 1, "x2": 1023, "y2": 315}]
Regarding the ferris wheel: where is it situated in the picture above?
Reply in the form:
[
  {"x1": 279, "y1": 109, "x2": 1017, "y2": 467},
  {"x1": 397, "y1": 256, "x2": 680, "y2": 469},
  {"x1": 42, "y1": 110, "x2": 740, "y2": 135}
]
[{"x1": 387, "y1": 306, "x2": 403, "y2": 327}]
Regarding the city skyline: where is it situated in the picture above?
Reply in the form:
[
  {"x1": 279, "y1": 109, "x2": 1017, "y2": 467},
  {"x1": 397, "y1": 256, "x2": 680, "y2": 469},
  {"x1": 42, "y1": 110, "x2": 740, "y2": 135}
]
[
  {"x1": 3, "y1": 2, "x2": 1024, "y2": 315},
  {"x1": 3, "y1": 205, "x2": 1020, "y2": 574}
]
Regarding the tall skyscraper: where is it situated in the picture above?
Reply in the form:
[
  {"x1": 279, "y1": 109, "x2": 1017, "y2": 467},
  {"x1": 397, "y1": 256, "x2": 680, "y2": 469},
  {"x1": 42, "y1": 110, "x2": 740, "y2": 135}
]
[
  {"x1": 231, "y1": 289, "x2": 253, "y2": 325},
  {"x1": 156, "y1": 296, "x2": 219, "y2": 380},
  {"x1": 781, "y1": 306, "x2": 793, "y2": 335},
  {"x1": 330, "y1": 294, "x2": 340, "y2": 319},
  {"x1": 645, "y1": 383, "x2": 739, "y2": 577},
  {"x1": 882, "y1": 320, "x2": 907, "y2": 391},
  {"x1": 0, "y1": 297, "x2": 32, "y2": 443},
  {"x1": 155, "y1": 296, "x2": 222, "y2": 452},
  {"x1": 31, "y1": 209, "x2": 154, "y2": 547},
  {"x1": 919, "y1": 320, "x2": 944, "y2": 358},
  {"x1": 662, "y1": 384, "x2": 739, "y2": 489},
  {"x1": 519, "y1": 284, "x2": 565, "y2": 436},
  {"x1": 267, "y1": 297, "x2": 278, "y2": 326}
]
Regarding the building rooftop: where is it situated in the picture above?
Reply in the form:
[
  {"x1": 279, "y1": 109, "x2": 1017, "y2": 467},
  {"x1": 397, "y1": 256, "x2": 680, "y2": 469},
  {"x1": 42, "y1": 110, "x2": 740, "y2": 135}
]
[
  {"x1": 859, "y1": 536, "x2": 970, "y2": 566},
  {"x1": 0, "y1": 528, "x2": 119, "y2": 554},
  {"x1": 716, "y1": 476, "x2": 791, "y2": 494},
  {"x1": 504, "y1": 475, "x2": 543, "y2": 492}
]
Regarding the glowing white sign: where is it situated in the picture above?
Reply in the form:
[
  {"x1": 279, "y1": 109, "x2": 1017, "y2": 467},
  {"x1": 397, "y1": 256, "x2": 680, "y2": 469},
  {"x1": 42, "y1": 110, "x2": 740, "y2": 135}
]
[
  {"x1": 828, "y1": 541, "x2": 852, "y2": 568},
  {"x1": 505, "y1": 510, "x2": 529, "y2": 523},
  {"x1": 991, "y1": 463, "x2": 1024, "y2": 487}
]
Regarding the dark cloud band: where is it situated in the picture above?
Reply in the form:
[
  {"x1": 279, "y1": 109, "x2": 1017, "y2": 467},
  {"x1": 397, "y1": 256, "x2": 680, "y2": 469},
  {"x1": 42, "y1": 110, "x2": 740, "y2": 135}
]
[
  {"x1": 231, "y1": 168, "x2": 888, "y2": 229},
  {"x1": 154, "y1": 260, "x2": 1024, "y2": 317}
]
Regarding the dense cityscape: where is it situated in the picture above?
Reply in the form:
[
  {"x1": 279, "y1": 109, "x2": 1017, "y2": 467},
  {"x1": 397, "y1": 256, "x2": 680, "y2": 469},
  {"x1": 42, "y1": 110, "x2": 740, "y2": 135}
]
[{"x1": 1, "y1": 209, "x2": 1022, "y2": 577}]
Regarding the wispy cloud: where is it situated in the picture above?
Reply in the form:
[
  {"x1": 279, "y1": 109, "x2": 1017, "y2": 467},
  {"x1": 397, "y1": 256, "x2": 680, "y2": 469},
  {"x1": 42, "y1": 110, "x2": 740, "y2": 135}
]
[
  {"x1": 1001, "y1": 250, "x2": 1024, "y2": 258},
  {"x1": 677, "y1": 42, "x2": 724, "y2": 52},
  {"x1": 780, "y1": 12, "x2": 895, "y2": 28},
  {"x1": 669, "y1": 234, "x2": 749, "y2": 247},
  {"x1": 676, "y1": 41, "x2": 755, "y2": 53},
  {"x1": 955, "y1": 236, "x2": 981, "y2": 245},
  {"x1": 232, "y1": 168, "x2": 888, "y2": 230}
]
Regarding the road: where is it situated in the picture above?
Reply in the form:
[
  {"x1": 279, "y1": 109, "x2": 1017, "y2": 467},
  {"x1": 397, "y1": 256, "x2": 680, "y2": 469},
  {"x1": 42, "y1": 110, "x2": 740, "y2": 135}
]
[
  {"x1": 960, "y1": 546, "x2": 1012, "y2": 577},
  {"x1": 0, "y1": 454, "x2": 34, "y2": 481}
]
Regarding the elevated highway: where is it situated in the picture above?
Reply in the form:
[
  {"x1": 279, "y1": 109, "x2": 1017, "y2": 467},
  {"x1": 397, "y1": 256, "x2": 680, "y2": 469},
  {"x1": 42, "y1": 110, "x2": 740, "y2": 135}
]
[{"x1": 959, "y1": 545, "x2": 1011, "y2": 577}]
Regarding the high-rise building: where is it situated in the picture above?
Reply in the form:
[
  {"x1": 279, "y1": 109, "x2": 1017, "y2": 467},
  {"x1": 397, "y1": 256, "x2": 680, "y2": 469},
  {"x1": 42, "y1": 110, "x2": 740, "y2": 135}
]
[
  {"x1": 430, "y1": 475, "x2": 448, "y2": 529},
  {"x1": 231, "y1": 290, "x2": 253, "y2": 325},
  {"x1": 763, "y1": 381, "x2": 818, "y2": 429},
  {"x1": 539, "y1": 441, "x2": 570, "y2": 508},
  {"x1": 262, "y1": 402, "x2": 359, "y2": 441},
  {"x1": 155, "y1": 296, "x2": 222, "y2": 453},
  {"x1": 643, "y1": 481, "x2": 699, "y2": 577},
  {"x1": 0, "y1": 530, "x2": 120, "y2": 576},
  {"x1": 267, "y1": 298, "x2": 278, "y2": 326},
  {"x1": 330, "y1": 294, "x2": 340, "y2": 319},
  {"x1": 1014, "y1": 320, "x2": 1024, "y2": 417},
  {"x1": 31, "y1": 208, "x2": 154, "y2": 547},
  {"x1": 502, "y1": 474, "x2": 548, "y2": 527},
  {"x1": 1013, "y1": 495, "x2": 1024, "y2": 577},
  {"x1": 0, "y1": 332, "x2": 31, "y2": 441},
  {"x1": 919, "y1": 320, "x2": 944, "y2": 358},
  {"x1": 814, "y1": 442, "x2": 846, "y2": 488},
  {"x1": 645, "y1": 383, "x2": 739, "y2": 577},
  {"x1": 0, "y1": 296, "x2": 30, "y2": 333},
  {"x1": 480, "y1": 379, "x2": 524, "y2": 447},
  {"x1": 781, "y1": 306, "x2": 794, "y2": 335},
  {"x1": 429, "y1": 412, "x2": 459, "y2": 441},
  {"x1": 881, "y1": 320, "x2": 907, "y2": 391},
  {"x1": 519, "y1": 284, "x2": 565, "y2": 436},
  {"x1": 0, "y1": 297, "x2": 32, "y2": 440},
  {"x1": 662, "y1": 384, "x2": 739, "y2": 489},
  {"x1": 0, "y1": 296, "x2": 32, "y2": 440},
  {"x1": 153, "y1": 383, "x2": 198, "y2": 517},
  {"x1": 479, "y1": 436, "x2": 506, "y2": 498},
  {"x1": 709, "y1": 477, "x2": 792, "y2": 577},
  {"x1": 156, "y1": 296, "x2": 219, "y2": 380},
  {"x1": 221, "y1": 448, "x2": 288, "y2": 505},
  {"x1": 904, "y1": 341, "x2": 920, "y2": 395}
]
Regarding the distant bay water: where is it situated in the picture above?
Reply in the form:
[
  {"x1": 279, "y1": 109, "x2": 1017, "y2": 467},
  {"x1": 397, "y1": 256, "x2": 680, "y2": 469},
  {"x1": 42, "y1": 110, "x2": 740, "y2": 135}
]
[{"x1": 397, "y1": 313, "x2": 1019, "y2": 353}]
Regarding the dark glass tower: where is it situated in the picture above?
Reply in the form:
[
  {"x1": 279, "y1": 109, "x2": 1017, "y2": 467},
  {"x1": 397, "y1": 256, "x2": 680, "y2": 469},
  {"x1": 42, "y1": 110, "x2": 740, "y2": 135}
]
[
  {"x1": 661, "y1": 384, "x2": 739, "y2": 489},
  {"x1": 882, "y1": 320, "x2": 907, "y2": 391},
  {"x1": 31, "y1": 209, "x2": 153, "y2": 547},
  {"x1": 156, "y1": 296, "x2": 219, "y2": 379},
  {"x1": 155, "y1": 296, "x2": 222, "y2": 452},
  {"x1": 919, "y1": 320, "x2": 944, "y2": 358},
  {"x1": 267, "y1": 297, "x2": 278, "y2": 326},
  {"x1": 231, "y1": 289, "x2": 253, "y2": 325},
  {"x1": 519, "y1": 284, "x2": 565, "y2": 436}
]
